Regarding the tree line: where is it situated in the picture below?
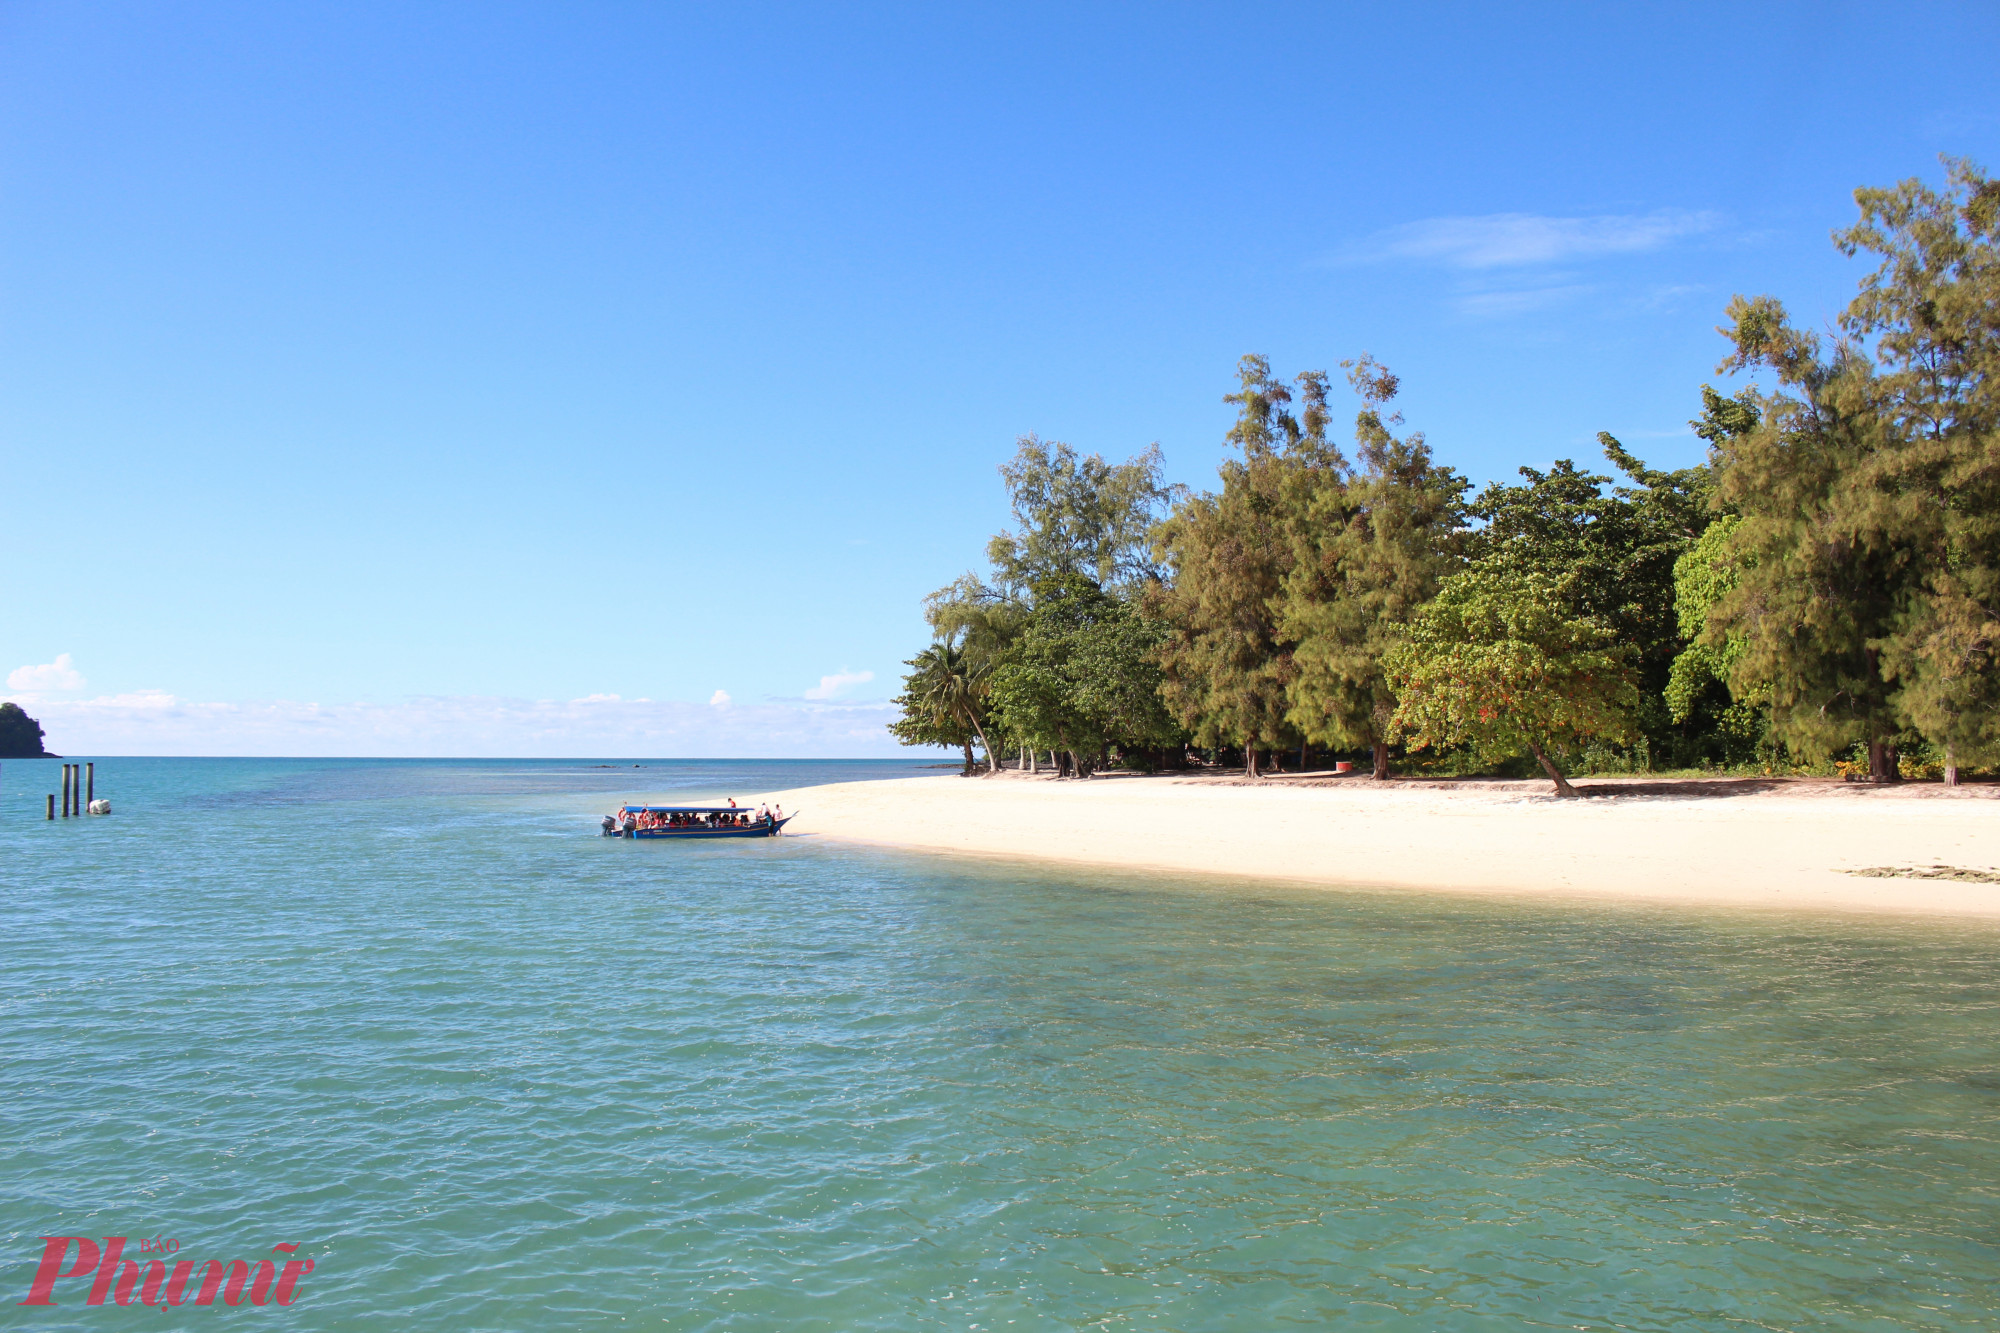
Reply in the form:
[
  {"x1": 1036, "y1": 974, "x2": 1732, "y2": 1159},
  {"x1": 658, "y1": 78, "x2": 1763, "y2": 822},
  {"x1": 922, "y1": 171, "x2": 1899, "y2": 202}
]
[{"x1": 892, "y1": 161, "x2": 1999, "y2": 794}]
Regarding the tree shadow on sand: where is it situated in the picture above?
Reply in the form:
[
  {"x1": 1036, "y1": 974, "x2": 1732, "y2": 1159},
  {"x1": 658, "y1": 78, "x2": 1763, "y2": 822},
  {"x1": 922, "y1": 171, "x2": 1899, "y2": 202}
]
[{"x1": 1573, "y1": 777, "x2": 1792, "y2": 800}]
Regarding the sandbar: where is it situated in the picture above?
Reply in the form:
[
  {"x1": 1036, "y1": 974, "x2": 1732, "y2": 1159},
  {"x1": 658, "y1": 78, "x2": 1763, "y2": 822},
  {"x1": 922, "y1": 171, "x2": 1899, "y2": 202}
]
[{"x1": 759, "y1": 772, "x2": 2000, "y2": 918}]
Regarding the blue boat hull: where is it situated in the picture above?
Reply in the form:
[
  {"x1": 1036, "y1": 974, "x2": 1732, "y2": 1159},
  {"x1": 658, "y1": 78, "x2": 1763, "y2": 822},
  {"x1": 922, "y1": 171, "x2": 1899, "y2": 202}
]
[{"x1": 626, "y1": 816, "x2": 792, "y2": 840}]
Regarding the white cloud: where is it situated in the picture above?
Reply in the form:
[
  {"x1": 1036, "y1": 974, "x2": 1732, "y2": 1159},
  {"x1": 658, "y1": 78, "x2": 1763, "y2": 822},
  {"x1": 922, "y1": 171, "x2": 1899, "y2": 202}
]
[
  {"x1": 1343, "y1": 210, "x2": 1720, "y2": 269},
  {"x1": 1454, "y1": 282, "x2": 1596, "y2": 318},
  {"x1": 708, "y1": 689, "x2": 732, "y2": 707},
  {"x1": 7, "y1": 653, "x2": 86, "y2": 693},
  {"x1": 573, "y1": 693, "x2": 622, "y2": 703},
  {"x1": 804, "y1": 669, "x2": 874, "y2": 701},
  {"x1": 85, "y1": 689, "x2": 181, "y2": 709},
  {"x1": 13, "y1": 691, "x2": 904, "y2": 757}
]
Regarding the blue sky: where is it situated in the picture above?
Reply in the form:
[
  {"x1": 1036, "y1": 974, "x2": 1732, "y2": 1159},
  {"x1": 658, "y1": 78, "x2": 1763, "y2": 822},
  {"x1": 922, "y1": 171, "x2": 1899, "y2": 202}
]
[{"x1": 5, "y1": 2, "x2": 1998, "y2": 755}]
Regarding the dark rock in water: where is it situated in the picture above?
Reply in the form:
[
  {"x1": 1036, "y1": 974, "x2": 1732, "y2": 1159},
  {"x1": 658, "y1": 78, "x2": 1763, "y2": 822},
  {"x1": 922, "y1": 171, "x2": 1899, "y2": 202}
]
[{"x1": 0, "y1": 702, "x2": 54, "y2": 758}]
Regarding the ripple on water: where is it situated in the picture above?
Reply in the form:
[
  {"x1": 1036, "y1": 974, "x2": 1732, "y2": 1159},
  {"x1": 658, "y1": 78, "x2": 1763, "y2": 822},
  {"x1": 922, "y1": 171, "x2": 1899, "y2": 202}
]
[{"x1": 2, "y1": 758, "x2": 1998, "y2": 1330}]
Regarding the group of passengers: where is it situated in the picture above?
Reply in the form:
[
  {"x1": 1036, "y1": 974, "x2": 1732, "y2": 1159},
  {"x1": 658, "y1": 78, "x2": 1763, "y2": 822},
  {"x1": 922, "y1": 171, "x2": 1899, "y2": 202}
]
[
  {"x1": 606, "y1": 801, "x2": 782, "y2": 834},
  {"x1": 638, "y1": 810, "x2": 751, "y2": 830}
]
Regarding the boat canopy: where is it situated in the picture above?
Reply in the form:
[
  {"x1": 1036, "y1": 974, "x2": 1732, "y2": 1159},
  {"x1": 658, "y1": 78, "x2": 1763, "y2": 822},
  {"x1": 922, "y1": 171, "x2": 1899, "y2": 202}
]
[{"x1": 619, "y1": 805, "x2": 759, "y2": 814}]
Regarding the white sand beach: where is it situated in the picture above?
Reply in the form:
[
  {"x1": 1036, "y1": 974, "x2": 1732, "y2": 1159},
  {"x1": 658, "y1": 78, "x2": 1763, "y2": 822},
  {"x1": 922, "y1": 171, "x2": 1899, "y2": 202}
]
[{"x1": 764, "y1": 772, "x2": 2000, "y2": 918}]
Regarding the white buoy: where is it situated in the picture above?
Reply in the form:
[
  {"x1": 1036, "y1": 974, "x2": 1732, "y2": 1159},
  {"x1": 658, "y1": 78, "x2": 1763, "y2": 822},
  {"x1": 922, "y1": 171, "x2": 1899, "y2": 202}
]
[{"x1": 87, "y1": 799, "x2": 110, "y2": 815}]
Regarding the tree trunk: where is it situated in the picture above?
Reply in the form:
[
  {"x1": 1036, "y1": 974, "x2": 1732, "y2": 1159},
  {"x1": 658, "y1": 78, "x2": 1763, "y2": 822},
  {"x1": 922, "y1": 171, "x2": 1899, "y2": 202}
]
[
  {"x1": 1245, "y1": 746, "x2": 1260, "y2": 779},
  {"x1": 1371, "y1": 741, "x2": 1390, "y2": 781},
  {"x1": 1068, "y1": 750, "x2": 1083, "y2": 778},
  {"x1": 969, "y1": 717, "x2": 995, "y2": 776},
  {"x1": 1026, "y1": 744, "x2": 1037, "y2": 775},
  {"x1": 1868, "y1": 739, "x2": 1895, "y2": 783},
  {"x1": 1299, "y1": 741, "x2": 1309, "y2": 771},
  {"x1": 1528, "y1": 742, "x2": 1577, "y2": 798},
  {"x1": 1946, "y1": 742, "x2": 1959, "y2": 788},
  {"x1": 960, "y1": 740, "x2": 975, "y2": 776}
]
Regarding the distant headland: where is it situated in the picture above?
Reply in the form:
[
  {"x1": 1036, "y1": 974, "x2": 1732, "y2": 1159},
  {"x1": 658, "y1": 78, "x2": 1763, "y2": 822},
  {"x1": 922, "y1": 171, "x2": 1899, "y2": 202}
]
[{"x1": 0, "y1": 702, "x2": 56, "y2": 758}]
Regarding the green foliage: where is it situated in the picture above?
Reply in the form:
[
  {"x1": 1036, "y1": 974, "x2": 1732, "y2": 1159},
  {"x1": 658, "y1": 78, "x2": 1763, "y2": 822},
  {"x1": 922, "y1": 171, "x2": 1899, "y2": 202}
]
[
  {"x1": 900, "y1": 162, "x2": 2000, "y2": 788},
  {"x1": 894, "y1": 432, "x2": 1179, "y2": 771},
  {"x1": 0, "y1": 702, "x2": 52, "y2": 759},
  {"x1": 1839, "y1": 158, "x2": 2000, "y2": 774},
  {"x1": 1693, "y1": 159, "x2": 2000, "y2": 780},
  {"x1": 1465, "y1": 425, "x2": 1722, "y2": 767},
  {"x1": 921, "y1": 574, "x2": 1024, "y2": 676},
  {"x1": 1385, "y1": 567, "x2": 1640, "y2": 794},
  {"x1": 988, "y1": 575, "x2": 1180, "y2": 761},
  {"x1": 1708, "y1": 295, "x2": 1911, "y2": 768},
  {"x1": 1281, "y1": 357, "x2": 1468, "y2": 772},
  {"x1": 889, "y1": 641, "x2": 993, "y2": 773},
  {"x1": 986, "y1": 435, "x2": 1180, "y2": 595},
  {"x1": 1150, "y1": 355, "x2": 1344, "y2": 773},
  {"x1": 1665, "y1": 516, "x2": 1746, "y2": 722}
]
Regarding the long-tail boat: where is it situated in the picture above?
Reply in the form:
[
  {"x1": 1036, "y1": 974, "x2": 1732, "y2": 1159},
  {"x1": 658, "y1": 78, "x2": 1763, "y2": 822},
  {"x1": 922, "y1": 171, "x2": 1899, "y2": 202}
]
[{"x1": 602, "y1": 804, "x2": 793, "y2": 839}]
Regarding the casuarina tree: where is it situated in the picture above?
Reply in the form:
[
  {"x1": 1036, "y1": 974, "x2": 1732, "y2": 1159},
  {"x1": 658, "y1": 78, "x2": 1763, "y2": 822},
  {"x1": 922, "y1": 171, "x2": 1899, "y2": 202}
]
[
  {"x1": 1837, "y1": 159, "x2": 2000, "y2": 784},
  {"x1": 1151, "y1": 355, "x2": 1343, "y2": 776},
  {"x1": 1282, "y1": 357, "x2": 1467, "y2": 779}
]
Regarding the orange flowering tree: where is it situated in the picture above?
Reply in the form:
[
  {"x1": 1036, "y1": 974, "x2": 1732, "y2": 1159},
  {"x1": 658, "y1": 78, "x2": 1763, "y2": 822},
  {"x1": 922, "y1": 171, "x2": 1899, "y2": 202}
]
[{"x1": 1384, "y1": 567, "x2": 1638, "y2": 796}]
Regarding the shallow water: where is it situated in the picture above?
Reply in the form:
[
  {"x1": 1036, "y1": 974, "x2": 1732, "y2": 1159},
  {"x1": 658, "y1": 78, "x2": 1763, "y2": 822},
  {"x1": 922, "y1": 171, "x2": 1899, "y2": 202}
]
[{"x1": 3, "y1": 757, "x2": 1997, "y2": 1330}]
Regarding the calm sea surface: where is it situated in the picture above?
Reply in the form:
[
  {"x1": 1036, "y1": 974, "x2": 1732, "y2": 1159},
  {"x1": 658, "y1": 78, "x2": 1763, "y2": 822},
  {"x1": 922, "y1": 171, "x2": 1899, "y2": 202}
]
[{"x1": 3, "y1": 757, "x2": 1997, "y2": 1330}]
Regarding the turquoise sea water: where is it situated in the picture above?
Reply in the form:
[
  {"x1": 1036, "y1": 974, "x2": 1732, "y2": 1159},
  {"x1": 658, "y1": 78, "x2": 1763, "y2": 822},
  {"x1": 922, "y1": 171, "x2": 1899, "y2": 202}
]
[{"x1": 3, "y1": 757, "x2": 1998, "y2": 1330}]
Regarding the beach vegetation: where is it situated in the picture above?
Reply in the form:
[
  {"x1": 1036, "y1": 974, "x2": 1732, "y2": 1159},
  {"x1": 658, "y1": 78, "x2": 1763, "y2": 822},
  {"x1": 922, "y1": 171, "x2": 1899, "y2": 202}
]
[
  {"x1": 989, "y1": 574, "x2": 1181, "y2": 776},
  {"x1": 1148, "y1": 356, "x2": 1343, "y2": 777},
  {"x1": 1384, "y1": 566, "x2": 1641, "y2": 796},
  {"x1": 891, "y1": 158, "x2": 2000, "y2": 787},
  {"x1": 1705, "y1": 159, "x2": 1999, "y2": 784},
  {"x1": 889, "y1": 642, "x2": 993, "y2": 776},
  {"x1": 985, "y1": 435, "x2": 1180, "y2": 594},
  {"x1": 893, "y1": 433, "x2": 1184, "y2": 775},
  {"x1": 1281, "y1": 357, "x2": 1469, "y2": 779}
]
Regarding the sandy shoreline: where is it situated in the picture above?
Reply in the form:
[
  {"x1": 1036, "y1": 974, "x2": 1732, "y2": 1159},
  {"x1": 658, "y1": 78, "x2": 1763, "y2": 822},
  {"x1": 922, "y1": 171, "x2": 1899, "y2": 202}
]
[{"x1": 759, "y1": 772, "x2": 2000, "y2": 918}]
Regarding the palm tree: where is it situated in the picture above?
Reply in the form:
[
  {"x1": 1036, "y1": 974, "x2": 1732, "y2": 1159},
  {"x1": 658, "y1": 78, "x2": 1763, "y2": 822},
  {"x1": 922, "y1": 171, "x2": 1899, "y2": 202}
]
[{"x1": 910, "y1": 641, "x2": 996, "y2": 775}]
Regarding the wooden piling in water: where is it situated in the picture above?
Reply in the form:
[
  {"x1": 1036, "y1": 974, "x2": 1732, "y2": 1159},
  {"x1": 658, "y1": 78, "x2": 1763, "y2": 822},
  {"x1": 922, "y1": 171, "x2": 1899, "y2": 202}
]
[
  {"x1": 61, "y1": 765, "x2": 70, "y2": 818},
  {"x1": 47, "y1": 793, "x2": 54, "y2": 820},
  {"x1": 86, "y1": 762, "x2": 94, "y2": 809}
]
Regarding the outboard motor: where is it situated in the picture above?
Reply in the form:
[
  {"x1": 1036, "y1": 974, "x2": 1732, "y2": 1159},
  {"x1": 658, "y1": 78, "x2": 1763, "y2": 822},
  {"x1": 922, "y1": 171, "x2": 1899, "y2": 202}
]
[{"x1": 601, "y1": 814, "x2": 618, "y2": 836}]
